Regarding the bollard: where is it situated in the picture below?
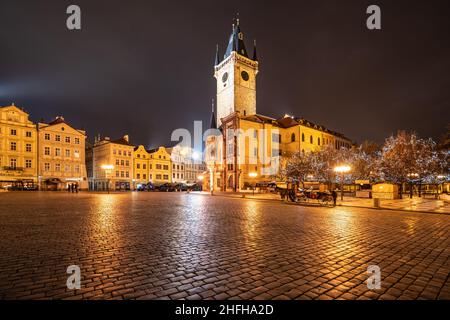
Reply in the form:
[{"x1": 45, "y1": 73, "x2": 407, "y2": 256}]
[{"x1": 373, "y1": 198, "x2": 380, "y2": 208}]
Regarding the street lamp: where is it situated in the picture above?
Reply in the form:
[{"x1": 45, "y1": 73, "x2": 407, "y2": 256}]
[
  {"x1": 334, "y1": 165, "x2": 351, "y2": 201},
  {"x1": 249, "y1": 172, "x2": 258, "y2": 195},
  {"x1": 101, "y1": 164, "x2": 114, "y2": 194}
]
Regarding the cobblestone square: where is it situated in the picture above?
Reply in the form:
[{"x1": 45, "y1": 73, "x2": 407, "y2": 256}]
[{"x1": 0, "y1": 192, "x2": 449, "y2": 300}]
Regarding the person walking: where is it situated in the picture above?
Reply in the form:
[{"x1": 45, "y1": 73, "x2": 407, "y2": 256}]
[{"x1": 332, "y1": 189, "x2": 338, "y2": 207}]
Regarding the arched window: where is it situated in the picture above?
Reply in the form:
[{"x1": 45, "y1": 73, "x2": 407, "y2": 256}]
[
  {"x1": 302, "y1": 133, "x2": 305, "y2": 142},
  {"x1": 291, "y1": 133, "x2": 295, "y2": 142},
  {"x1": 310, "y1": 135, "x2": 313, "y2": 144},
  {"x1": 318, "y1": 137, "x2": 321, "y2": 145}
]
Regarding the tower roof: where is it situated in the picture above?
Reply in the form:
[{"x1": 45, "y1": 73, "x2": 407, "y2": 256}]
[{"x1": 224, "y1": 20, "x2": 249, "y2": 59}]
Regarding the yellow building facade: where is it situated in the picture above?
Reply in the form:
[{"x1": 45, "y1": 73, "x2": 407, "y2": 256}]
[
  {"x1": 148, "y1": 147, "x2": 172, "y2": 185},
  {"x1": 132, "y1": 145, "x2": 172, "y2": 188},
  {"x1": 37, "y1": 117, "x2": 88, "y2": 190},
  {"x1": 205, "y1": 21, "x2": 352, "y2": 192},
  {"x1": 92, "y1": 135, "x2": 134, "y2": 191},
  {"x1": 0, "y1": 105, "x2": 38, "y2": 189}
]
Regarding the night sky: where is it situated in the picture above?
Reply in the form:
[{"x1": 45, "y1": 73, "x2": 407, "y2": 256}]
[{"x1": 1, "y1": 0, "x2": 449, "y2": 148}]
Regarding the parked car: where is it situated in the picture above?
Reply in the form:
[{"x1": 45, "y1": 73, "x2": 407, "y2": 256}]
[
  {"x1": 186, "y1": 183, "x2": 202, "y2": 191},
  {"x1": 158, "y1": 183, "x2": 176, "y2": 192},
  {"x1": 136, "y1": 182, "x2": 155, "y2": 191},
  {"x1": 174, "y1": 183, "x2": 188, "y2": 192}
]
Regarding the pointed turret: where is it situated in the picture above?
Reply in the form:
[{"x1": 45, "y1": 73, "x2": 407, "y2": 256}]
[
  {"x1": 252, "y1": 39, "x2": 258, "y2": 61},
  {"x1": 214, "y1": 44, "x2": 220, "y2": 66},
  {"x1": 210, "y1": 99, "x2": 217, "y2": 129}
]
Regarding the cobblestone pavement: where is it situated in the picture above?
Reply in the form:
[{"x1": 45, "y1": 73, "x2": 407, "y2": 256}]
[{"x1": 0, "y1": 192, "x2": 449, "y2": 300}]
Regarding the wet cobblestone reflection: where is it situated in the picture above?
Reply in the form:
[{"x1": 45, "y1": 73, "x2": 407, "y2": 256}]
[{"x1": 0, "y1": 192, "x2": 449, "y2": 300}]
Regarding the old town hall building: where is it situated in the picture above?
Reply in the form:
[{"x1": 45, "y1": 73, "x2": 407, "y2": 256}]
[{"x1": 205, "y1": 19, "x2": 352, "y2": 192}]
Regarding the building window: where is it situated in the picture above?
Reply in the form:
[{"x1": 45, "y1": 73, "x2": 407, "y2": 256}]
[
  {"x1": 10, "y1": 141, "x2": 17, "y2": 151},
  {"x1": 156, "y1": 174, "x2": 162, "y2": 180},
  {"x1": 177, "y1": 173, "x2": 179, "y2": 179},
  {"x1": 143, "y1": 164, "x2": 146, "y2": 170},
  {"x1": 137, "y1": 173, "x2": 141, "y2": 179},
  {"x1": 116, "y1": 171, "x2": 119, "y2": 177},
  {"x1": 44, "y1": 163, "x2": 50, "y2": 171},
  {"x1": 115, "y1": 159, "x2": 119, "y2": 165},
  {"x1": 137, "y1": 163, "x2": 140, "y2": 169},
  {"x1": 137, "y1": 154, "x2": 141, "y2": 158},
  {"x1": 55, "y1": 148, "x2": 61, "y2": 156},
  {"x1": 128, "y1": 151, "x2": 131, "y2": 156},
  {"x1": 113, "y1": 149, "x2": 117, "y2": 155},
  {"x1": 121, "y1": 160, "x2": 124, "y2": 166},
  {"x1": 121, "y1": 171, "x2": 124, "y2": 177},
  {"x1": 26, "y1": 131, "x2": 32, "y2": 138},
  {"x1": 302, "y1": 133, "x2": 305, "y2": 142},
  {"x1": 118, "y1": 150, "x2": 122, "y2": 155},
  {"x1": 25, "y1": 159, "x2": 32, "y2": 168},
  {"x1": 163, "y1": 175, "x2": 169, "y2": 180},
  {"x1": 173, "y1": 173, "x2": 175, "y2": 178},
  {"x1": 156, "y1": 164, "x2": 162, "y2": 170},
  {"x1": 10, "y1": 129, "x2": 17, "y2": 136},
  {"x1": 291, "y1": 133, "x2": 295, "y2": 142},
  {"x1": 65, "y1": 136, "x2": 71, "y2": 143},
  {"x1": 10, "y1": 158, "x2": 17, "y2": 168},
  {"x1": 45, "y1": 133, "x2": 50, "y2": 140},
  {"x1": 75, "y1": 165, "x2": 80, "y2": 173},
  {"x1": 26, "y1": 143, "x2": 32, "y2": 152},
  {"x1": 44, "y1": 147, "x2": 50, "y2": 156},
  {"x1": 125, "y1": 160, "x2": 129, "y2": 166},
  {"x1": 55, "y1": 163, "x2": 61, "y2": 172},
  {"x1": 310, "y1": 135, "x2": 313, "y2": 144},
  {"x1": 74, "y1": 150, "x2": 80, "y2": 158},
  {"x1": 75, "y1": 137, "x2": 80, "y2": 144},
  {"x1": 318, "y1": 137, "x2": 320, "y2": 146},
  {"x1": 143, "y1": 174, "x2": 146, "y2": 179},
  {"x1": 65, "y1": 165, "x2": 70, "y2": 172},
  {"x1": 55, "y1": 135, "x2": 61, "y2": 142},
  {"x1": 272, "y1": 133, "x2": 281, "y2": 143},
  {"x1": 65, "y1": 149, "x2": 70, "y2": 157},
  {"x1": 163, "y1": 165, "x2": 169, "y2": 170}
]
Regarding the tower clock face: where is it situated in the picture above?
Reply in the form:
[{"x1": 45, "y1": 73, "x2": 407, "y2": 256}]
[
  {"x1": 222, "y1": 72, "x2": 228, "y2": 83},
  {"x1": 241, "y1": 71, "x2": 249, "y2": 81}
]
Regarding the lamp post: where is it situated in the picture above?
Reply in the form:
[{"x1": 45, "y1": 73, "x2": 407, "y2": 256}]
[
  {"x1": 406, "y1": 172, "x2": 419, "y2": 198},
  {"x1": 101, "y1": 164, "x2": 114, "y2": 194},
  {"x1": 334, "y1": 165, "x2": 351, "y2": 201},
  {"x1": 249, "y1": 172, "x2": 258, "y2": 196}
]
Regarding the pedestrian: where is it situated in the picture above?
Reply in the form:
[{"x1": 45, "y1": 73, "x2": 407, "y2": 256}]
[
  {"x1": 67, "y1": 184, "x2": 71, "y2": 192},
  {"x1": 75, "y1": 184, "x2": 79, "y2": 193},
  {"x1": 331, "y1": 189, "x2": 337, "y2": 207}
]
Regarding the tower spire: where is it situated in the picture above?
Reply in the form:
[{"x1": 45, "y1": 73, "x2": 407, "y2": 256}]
[
  {"x1": 224, "y1": 17, "x2": 248, "y2": 58},
  {"x1": 214, "y1": 44, "x2": 220, "y2": 66},
  {"x1": 210, "y1": 98, "x2": 217, "y2": 129},
  {"x1": 252, "y1": 39, "x2": 258, "y2": 61}
]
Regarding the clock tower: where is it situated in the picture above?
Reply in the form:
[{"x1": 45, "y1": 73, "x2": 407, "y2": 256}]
[{"x1": 214, "y1": 19, "x2": 259, "y2": 127}]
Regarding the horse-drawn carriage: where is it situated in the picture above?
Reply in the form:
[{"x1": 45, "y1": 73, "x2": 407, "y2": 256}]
[{"x1": 272, "y1": 182, "x2": 335, "y2": 207}]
